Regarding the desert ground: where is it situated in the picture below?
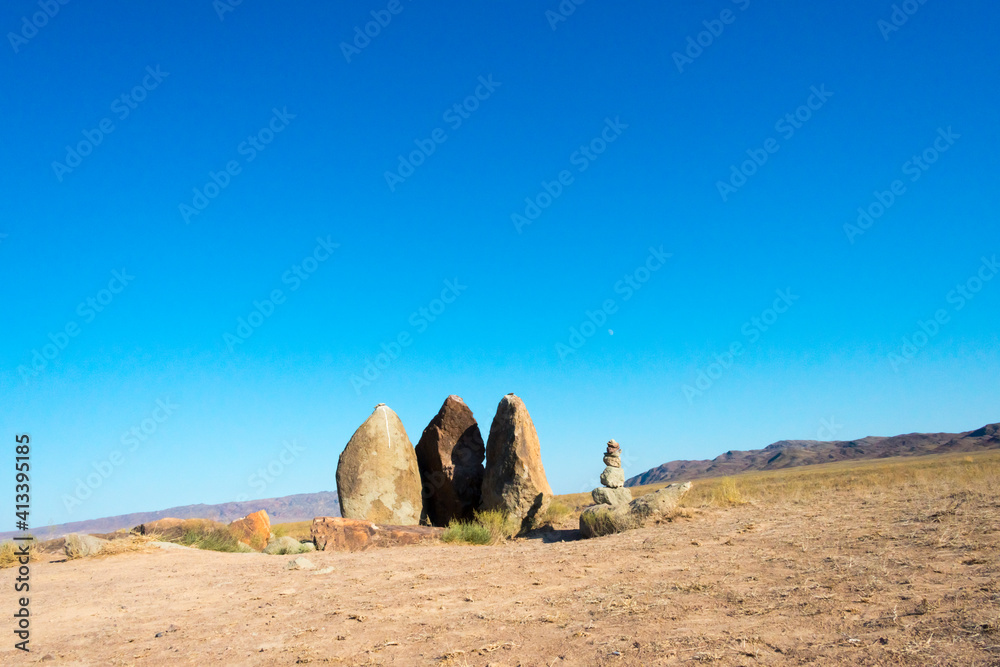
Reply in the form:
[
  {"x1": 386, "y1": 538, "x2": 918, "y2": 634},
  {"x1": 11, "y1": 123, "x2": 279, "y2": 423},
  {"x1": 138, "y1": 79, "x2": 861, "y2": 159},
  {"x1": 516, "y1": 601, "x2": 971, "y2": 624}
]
[{"x1": 3, "y1": 451, "x2": 999, "y2": 666}]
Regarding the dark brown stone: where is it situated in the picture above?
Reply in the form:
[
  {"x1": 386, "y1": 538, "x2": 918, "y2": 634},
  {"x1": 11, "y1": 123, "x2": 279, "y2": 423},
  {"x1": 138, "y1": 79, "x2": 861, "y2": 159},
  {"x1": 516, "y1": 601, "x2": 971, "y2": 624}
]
[
  {"x1": 311, "y1": 517, "x2": 443, "y2": 552},
  {"x1": 415, "y1": 395, "x2": 486, "y2": 526}
]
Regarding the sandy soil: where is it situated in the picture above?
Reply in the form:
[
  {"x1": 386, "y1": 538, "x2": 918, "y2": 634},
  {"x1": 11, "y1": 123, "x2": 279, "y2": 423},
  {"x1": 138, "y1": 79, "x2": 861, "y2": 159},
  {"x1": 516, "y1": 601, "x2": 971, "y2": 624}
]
[{"x1": 3, "y1": 487, "x2": 999, "y2": 666}]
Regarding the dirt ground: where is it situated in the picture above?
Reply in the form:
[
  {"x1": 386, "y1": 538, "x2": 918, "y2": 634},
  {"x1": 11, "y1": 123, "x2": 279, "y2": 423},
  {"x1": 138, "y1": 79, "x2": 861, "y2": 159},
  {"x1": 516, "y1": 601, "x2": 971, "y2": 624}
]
[{"x1": 3, "y1": 483, "x2": 999, "y2": 666}]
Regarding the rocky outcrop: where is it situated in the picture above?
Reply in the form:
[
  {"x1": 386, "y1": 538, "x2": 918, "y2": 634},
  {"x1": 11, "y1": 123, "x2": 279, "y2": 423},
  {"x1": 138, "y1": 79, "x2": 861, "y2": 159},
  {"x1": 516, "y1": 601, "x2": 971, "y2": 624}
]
[
  {"x1": 580, "y1": 483, "x2": 693, "y2": 539},
  {"x1": 336, "y1": 404, "x2": 424, "y2": 525},
  {"x1": 311, "y1": 517, "x2": 443, "y2": 552},
  {"x1": 229, "y1": 510, "x2": 272, "y2": 550},
  {"x1": 481, "y1": 394, "x2": 553, "y2": 530},
  {"x1": 627, "y1": 482, "x2": 693, "y2": 521},
  {"x1": 415, "y1": 395, "x2": 486, "y2": 526},
  {"x1": 591, "y1": 440, "x2": 632, "y2": 507}
]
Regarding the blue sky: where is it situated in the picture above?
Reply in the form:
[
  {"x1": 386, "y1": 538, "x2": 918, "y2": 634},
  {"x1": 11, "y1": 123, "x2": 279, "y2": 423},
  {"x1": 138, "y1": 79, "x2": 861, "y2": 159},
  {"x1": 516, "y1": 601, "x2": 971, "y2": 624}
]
[{"x1": 2, "y1": 0, "x2": 998, "y2": 529}]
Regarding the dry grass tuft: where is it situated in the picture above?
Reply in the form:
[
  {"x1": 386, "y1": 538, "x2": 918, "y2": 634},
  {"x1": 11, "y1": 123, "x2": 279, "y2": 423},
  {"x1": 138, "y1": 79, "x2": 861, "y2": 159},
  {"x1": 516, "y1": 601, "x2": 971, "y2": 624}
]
[
  {"x1": 0, "y1": 538, "x2": 38, "y2": 568},
  {"x1": 580, "y1": 507, "x2": 637, "y2": 537}
]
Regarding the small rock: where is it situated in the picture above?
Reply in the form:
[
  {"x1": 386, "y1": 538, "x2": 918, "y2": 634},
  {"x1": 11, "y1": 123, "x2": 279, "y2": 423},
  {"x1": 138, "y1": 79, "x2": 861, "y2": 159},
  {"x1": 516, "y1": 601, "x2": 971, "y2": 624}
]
[
  {"x1": 264, "y1": 536, "x2": 305, "y2": 555},
  {"x1": 299, "y1": 541, "x2": 316, "y2": 552},
  {"x1": 603, "y1": 454, "x2": 621, "y2": 468},
  {"x1": 286, "y1": 557, "x2": 315, "y2": 570}
]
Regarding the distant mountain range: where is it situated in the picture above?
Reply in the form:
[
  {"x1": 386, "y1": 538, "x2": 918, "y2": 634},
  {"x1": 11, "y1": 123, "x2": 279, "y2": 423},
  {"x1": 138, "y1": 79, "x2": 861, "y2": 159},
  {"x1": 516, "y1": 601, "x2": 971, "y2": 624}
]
[
  {"x1": 0, "y1": 491, "x2": 340, "y2": 541},
  {"x1": 625, "y1": 423, "x2": 1000, "y2": 487}
]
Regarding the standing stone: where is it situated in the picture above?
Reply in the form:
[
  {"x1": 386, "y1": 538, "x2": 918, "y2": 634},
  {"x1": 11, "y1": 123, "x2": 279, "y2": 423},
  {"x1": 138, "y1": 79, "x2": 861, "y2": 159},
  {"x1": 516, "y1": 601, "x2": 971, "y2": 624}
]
[
  {"x1": 415, "y1": 395, "x2": 486, "y2": 526},
  {"x1": 336, "y1": 404, "x2": 423, "y2": 525},
  {"x1": 481, "y1": 394, "x2": 554, "y2": 530}
]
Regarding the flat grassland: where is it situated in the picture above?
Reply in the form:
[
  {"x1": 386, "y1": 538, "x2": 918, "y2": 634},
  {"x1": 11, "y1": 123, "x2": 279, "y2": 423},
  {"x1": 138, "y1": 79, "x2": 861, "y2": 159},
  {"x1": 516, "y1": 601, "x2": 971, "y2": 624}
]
[{"x1": 3, "y1": 450, "x2": 998, "y2": 665}]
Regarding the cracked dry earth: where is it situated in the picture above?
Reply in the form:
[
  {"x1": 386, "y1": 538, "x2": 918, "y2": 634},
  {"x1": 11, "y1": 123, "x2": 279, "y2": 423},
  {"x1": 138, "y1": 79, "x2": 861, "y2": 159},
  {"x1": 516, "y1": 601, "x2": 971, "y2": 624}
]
[{"x1": 4, "y1": 488, "x2": 999, "y2": 666}]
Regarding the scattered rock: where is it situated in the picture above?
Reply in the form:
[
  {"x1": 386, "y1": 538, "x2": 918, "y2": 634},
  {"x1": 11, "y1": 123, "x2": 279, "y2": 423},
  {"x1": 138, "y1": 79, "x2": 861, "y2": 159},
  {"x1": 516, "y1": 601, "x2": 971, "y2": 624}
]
[
  {"x1": 415, "y1": 395, "x2": 486, "y2": 526},
  {"x1": 311, "y1": 566, "x2": 335, "y2": 575},
  {"x1": 628, "y1": 482, "x2": 692, "y2": 521},
  {"x1": 228, "y1": 510, "x2": 272, "y2": 550},
  {"x1": 311, "y1": 516, "x2": 443, "y2": 552},
  {"x1": 298, "y1": 541, "x2": 316, "y2": 552},
  {"x1": 337, "y1": 403, "x2": 423, "y2": 525},
  {"x1": 264, "y1": 536, "x2": 306, "y2": 555},
  {"x1": 285, "y1": 556, "x2": 315, "y2": 570},
  {"x1": 64, "y1": 533, "x2": 108, "y2": 558},
  {"x1": 481, "y1": 394, "x2": 554, "y2": 529},
  {"x1": 154, "y1": 624, "x2": 179, "y2": 638}
]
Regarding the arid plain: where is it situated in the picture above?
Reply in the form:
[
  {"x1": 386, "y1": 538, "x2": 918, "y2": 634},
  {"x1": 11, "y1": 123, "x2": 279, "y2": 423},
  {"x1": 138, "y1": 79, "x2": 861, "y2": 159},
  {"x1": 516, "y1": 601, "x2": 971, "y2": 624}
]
[{"x1": 3, "y1": 450, "x2": 999, "y2": 666}]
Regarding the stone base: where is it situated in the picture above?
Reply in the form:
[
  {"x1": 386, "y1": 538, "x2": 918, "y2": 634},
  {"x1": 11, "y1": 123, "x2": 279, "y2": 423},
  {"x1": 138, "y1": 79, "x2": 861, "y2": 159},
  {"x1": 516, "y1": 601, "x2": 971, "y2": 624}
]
[{"x1": 592, "y1": 486, "x2": 632, "y2": 507}]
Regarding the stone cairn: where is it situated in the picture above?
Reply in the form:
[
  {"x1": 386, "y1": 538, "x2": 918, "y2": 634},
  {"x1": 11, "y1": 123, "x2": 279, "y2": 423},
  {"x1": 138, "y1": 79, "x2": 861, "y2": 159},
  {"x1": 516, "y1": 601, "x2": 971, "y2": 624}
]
[{"x1": 591, "y1": 439, "x2": 632, "y2": 507}]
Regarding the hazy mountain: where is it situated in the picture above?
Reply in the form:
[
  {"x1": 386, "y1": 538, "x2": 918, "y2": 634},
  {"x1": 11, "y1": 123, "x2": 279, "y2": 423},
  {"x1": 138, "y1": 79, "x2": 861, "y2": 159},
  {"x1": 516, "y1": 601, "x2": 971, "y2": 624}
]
[
  {"x1": 626, "y1": 423, "x2": 1000, "y2": 487},
  {"x1": 2, "y1": 491, "x2": 340, "y2": 541}
]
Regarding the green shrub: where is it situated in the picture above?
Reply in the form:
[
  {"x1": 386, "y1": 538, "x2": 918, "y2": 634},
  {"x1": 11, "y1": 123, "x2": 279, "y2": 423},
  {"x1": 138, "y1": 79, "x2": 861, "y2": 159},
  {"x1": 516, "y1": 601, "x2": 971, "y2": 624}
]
[{"x1": 441, "y1": 520, "x2": 492, "y2": 545}]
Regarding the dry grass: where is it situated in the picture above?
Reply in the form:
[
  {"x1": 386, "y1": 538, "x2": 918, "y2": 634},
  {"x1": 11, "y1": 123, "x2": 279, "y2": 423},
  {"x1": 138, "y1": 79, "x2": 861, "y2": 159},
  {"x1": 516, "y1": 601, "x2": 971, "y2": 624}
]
[
  {"x1": 659, "y1": 448, "x2": 1000, "y2": 508},
  {"x1": 0, "y1": 537, "x2": 38, "y2": 568},
  {"x1": 271, "y1": 520, "x2": 312, "y2": 540}
]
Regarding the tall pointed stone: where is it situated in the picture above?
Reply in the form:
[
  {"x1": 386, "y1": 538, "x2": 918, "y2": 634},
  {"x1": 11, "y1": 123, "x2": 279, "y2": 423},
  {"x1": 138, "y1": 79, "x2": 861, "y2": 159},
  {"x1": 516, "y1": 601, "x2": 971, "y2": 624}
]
[
  {"x1": 415, "y1": 395, "x2": 486, "y2": 526},
  {"x1": 481, "y1": 394, "x2": 553, "y2": 530},
  {"x1": 336, "y1": 403, "x2": 423, "y2": 525}
]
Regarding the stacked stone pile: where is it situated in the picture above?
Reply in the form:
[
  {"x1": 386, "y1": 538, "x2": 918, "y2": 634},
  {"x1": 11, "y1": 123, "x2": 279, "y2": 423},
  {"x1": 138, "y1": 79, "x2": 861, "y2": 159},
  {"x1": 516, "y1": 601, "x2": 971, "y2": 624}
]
[{"x1": 591, "y1": 440, "x2": 632, "y2": 507}]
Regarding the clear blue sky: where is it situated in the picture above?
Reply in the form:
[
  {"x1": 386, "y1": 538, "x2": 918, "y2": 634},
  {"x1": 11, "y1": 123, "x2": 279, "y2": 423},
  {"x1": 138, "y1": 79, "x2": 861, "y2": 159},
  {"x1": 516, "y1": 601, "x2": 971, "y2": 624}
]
[{"x1": 2, "y1": 0, "x2": 998, "y2": 529}]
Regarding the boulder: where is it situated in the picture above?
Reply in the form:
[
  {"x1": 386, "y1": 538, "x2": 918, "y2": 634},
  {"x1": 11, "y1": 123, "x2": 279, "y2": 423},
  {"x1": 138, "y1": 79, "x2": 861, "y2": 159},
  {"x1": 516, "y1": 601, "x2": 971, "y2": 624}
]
[
  {"x1": 578, "y1": 505, "x2": 634, "y2": 538},
  {"x1": 628, "y1": 482, "x2": 692, "y2": 521},
  {"x1": 264, "y1": 536, "x2": 306, "y2": 555},
  {"x1": 311, "y1": 516, "x2": 443, "y2": 552},
  {"x1": 229, "y1": 510, "x2": 272, "y2": 550},
  {"x1": 603, "y1": 454, "x2": 621, "y2": 468},
  {"x1": 415, "y1": 395, "x2": 486, "y2": 526},
  {"x1": 64, "y1": 533, "x2": 108, "y2": 558},
  {"x1": 600, "y1": 466, "x2": 626, "y2": 489},
  {"x1": 481, "y1": 394, "x2": 554, "y2": 530},
  {"x1": 285, "y1": 556, "x2": 315, "y2": 570},
  {"x1": 337, "y1": 403, "x2": 423, "y2": 525},
  {"x1": 592, "y1": 486, "x2": 632, "y2": 506}
]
